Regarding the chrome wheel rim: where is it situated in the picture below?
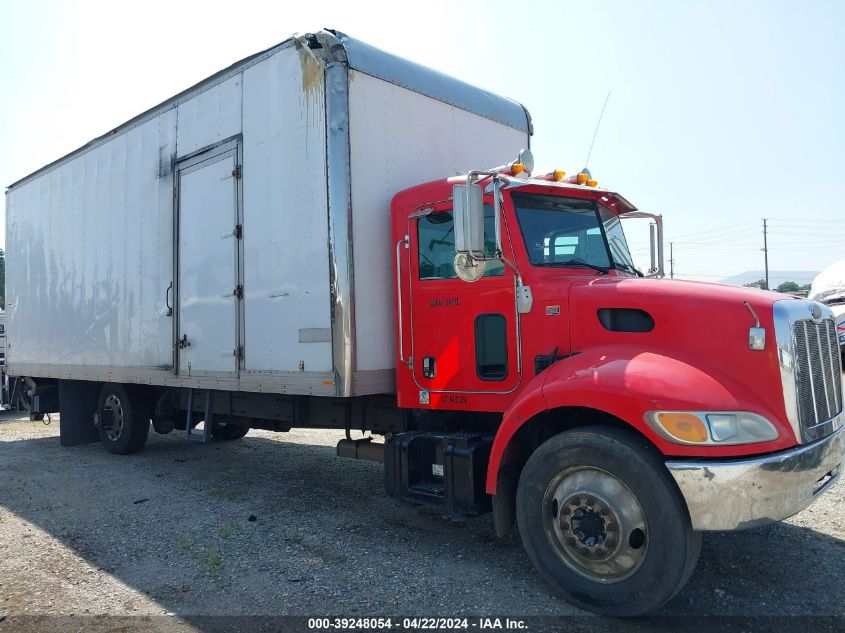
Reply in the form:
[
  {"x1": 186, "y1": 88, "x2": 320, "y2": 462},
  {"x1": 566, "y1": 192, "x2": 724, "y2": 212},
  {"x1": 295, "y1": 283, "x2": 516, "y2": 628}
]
[
  {"x1": 103, "y1": 394, "x2": 125, "y2": 442},
  {"x1": 543, "y1": 466, "x2": 648, "y2": 584}
]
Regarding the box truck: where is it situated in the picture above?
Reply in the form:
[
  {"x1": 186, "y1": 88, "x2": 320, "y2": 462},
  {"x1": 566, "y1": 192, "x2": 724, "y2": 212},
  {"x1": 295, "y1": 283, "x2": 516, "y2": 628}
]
[{"x1": 5, "y1": 30, "x2": 843, "y2": 616}]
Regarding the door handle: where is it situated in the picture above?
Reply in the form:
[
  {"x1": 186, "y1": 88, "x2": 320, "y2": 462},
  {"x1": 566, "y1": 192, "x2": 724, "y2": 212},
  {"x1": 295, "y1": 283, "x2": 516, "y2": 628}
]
[
  {"x1": 422, "y1": 356, "x2": 436, "y2": 379},
  {"x1": 176, "y1": 334, "x2": 190, "y2": 349},
  {"x1": 165, "y1": 282, "x2": 173, "y2": 317}
]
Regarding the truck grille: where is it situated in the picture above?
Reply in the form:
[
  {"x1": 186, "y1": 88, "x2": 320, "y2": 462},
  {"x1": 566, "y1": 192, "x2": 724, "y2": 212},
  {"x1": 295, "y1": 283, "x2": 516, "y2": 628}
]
[{"x1": 792, "y1": 318, "x2": 843, "y2": 429}]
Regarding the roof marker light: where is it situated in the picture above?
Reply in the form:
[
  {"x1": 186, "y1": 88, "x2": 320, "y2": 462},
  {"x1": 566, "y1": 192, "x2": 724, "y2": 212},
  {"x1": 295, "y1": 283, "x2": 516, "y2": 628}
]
[
  {"x1": 553, "y1": 169, "x2": 566, "y2": 181},
  {"x1": 576, "y1": 168, "x2": 591, "y2": 185},
  {"x1": 511, "y1": 163, "x2": 526, "y2": 175}
]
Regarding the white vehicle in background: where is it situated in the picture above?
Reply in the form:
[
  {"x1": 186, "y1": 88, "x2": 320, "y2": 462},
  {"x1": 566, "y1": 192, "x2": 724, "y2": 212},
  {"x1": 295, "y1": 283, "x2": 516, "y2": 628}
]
[
  {"x1": 0, "y1": 309, "x2": 6, "y2": 407},
  {"x1": 809, "y1": 260, "x2": 845, "y2": 363},
  {"x1": 0, "y1": 309, "x2": 5, "y2": 362}
]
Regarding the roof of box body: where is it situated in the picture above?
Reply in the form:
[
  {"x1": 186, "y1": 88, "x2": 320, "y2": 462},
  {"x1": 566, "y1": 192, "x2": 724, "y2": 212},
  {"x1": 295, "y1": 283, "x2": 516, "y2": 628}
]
[{"x1": 7, "y1": 29, "x2": 532, "y2": 191}]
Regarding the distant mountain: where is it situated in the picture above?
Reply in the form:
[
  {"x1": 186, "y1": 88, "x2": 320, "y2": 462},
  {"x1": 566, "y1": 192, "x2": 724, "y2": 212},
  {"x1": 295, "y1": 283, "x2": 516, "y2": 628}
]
[{"x1": 718, "y1": 271, "x2": 819, "y2": 287}]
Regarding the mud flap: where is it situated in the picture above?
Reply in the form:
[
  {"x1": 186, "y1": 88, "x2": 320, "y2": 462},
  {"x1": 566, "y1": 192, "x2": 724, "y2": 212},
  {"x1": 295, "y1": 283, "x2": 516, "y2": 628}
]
[{"x1": 58, "y1": 380, "x2": 101, "y2": 447}]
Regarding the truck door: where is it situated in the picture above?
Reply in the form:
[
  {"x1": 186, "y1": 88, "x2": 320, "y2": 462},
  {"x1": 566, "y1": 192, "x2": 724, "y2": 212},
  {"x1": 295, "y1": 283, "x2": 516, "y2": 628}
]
[
  {"x1": 175, "y1": 140, "x2": 243, "y2": 376},
  {"x1": 406, "y1": 206, "x2": 521, "y2": 402}
]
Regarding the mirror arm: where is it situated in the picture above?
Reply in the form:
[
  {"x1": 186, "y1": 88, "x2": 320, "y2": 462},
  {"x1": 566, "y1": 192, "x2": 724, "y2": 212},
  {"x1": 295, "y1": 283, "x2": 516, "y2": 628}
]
[
  {"x1": 491, "y1": 177, "x2": 526, "y2": 288},
  {"x1": 499, "y1": 256, "x2": 523, "y2": 285},
  {"x1": 656, "y1": 214, "x2": 664, "y2": 278},
  {"x1": 493, "y1": 177, "x2": 503, "y2": 257},
  {"x1": 621, "y1": 210, "x2": 665, "y2": 278}
]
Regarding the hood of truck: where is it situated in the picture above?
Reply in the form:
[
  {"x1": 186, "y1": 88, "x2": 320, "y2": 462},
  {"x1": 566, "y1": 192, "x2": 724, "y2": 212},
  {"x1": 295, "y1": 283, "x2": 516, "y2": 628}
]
[
  {"x1": 563, "y1": 276, "x2": 790, "y2": 423},
  {"x1": 566, "y1": 276, "x2": 783, "y2": 354}
]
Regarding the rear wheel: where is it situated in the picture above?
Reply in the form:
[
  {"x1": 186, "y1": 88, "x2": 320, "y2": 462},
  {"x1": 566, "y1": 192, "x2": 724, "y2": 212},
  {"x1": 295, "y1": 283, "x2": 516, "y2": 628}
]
[
  {"x1": 97, "y1": 384, "x2": 150, "y2": 455},
  {"x1": 516, "y1": 425, "x2": 701, "y2": 617},
  {"x1": 211, "y1": 422, "x2": 249, "y2": 441}
]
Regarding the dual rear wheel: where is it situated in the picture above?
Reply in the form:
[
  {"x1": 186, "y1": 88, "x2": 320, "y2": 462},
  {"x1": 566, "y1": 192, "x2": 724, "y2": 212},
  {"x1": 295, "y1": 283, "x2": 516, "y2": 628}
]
[
  {"x1": 97, "y1": 384, "x2": 150, "y2": 455},
  {"x1": 96, "y1": 384, "x2": 248, "y2": 454}
]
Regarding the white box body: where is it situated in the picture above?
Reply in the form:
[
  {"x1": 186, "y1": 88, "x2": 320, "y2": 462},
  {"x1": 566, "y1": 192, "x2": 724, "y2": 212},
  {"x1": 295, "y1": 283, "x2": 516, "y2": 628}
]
[{"x1": 5, "y1": 31, "x2": 531, "y2": 397}]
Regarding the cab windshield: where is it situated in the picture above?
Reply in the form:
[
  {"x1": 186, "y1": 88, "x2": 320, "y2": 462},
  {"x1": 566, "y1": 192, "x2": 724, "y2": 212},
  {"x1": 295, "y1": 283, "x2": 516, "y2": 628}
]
[{"x1": 512, "y1": 191, "x2": 636, "y2": 274}]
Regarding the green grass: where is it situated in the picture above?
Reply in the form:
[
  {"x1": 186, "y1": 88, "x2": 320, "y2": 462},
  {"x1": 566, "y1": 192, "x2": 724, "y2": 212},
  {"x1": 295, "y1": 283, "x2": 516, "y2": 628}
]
[
  {"x1": 223, "y1": 469, "x2": 248, "y2": 482},
  {"x1": 200, "y1": 548, "x2": 222, "y2": 575},
  {"x1": 208, "y1": 487, "x2": 238, "y2": 500}
]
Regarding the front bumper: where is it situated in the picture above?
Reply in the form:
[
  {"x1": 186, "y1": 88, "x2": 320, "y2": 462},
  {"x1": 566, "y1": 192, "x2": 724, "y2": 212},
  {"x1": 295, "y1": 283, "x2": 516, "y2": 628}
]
[{"x1": 666, "y1": 423, "x2": 843, "y2": 531}]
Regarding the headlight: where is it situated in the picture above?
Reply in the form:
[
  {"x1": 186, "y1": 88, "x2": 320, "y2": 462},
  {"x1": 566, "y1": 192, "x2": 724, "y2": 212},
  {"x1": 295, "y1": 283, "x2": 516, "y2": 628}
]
[{"x1": 646, "y1": 411, "x2": 779, "y2": 446}]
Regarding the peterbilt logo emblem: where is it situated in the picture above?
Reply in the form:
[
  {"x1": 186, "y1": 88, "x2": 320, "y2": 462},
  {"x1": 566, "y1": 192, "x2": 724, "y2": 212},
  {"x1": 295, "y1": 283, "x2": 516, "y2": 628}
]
[{"x1": 811, "y1": 303, "x2": 822, "y2": 320}]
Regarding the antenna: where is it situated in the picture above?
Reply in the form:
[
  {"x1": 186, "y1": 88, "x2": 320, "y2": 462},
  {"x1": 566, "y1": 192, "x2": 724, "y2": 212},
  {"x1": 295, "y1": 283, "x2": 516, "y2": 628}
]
[{"x1": 583, "y1": 91, "x2": 611, "y2": 171}]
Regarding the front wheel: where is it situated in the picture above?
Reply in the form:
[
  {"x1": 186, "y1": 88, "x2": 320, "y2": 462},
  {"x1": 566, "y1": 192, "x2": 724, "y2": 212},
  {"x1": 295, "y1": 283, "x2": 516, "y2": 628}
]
[{"x1": 516, "y1": 426, "x2": 701, "y2": 617}]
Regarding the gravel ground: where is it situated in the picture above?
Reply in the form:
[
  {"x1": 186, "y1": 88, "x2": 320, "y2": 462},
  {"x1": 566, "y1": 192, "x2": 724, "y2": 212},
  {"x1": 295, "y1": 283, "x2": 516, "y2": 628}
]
[{"x1": 0, "y1": 404, "x2": 843, "y2": 632}]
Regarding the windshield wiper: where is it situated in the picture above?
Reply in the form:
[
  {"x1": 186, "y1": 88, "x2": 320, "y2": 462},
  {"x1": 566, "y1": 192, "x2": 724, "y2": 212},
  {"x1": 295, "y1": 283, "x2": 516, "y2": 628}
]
[
  {"x1": 545, "y1": 260, "x2": 610, "y2": 274},
  {"x1": 611, "y1": 262, "x2": 644, "y2": 277}
]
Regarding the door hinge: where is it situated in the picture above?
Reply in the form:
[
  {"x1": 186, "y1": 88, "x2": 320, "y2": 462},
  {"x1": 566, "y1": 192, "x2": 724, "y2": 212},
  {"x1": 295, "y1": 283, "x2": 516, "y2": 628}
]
[
  {"x1": 233, "y1": 285, "x2": 244, "y2": 299},
  {"x1": 234, "y1": 224, "x2": 243, "y2": 239},
  {"x1": 235, "y1": 345, "x2": 244, "y2": 361},
  {"x1": 232, "y1": 165, "x2": 241, "y2": 179}
]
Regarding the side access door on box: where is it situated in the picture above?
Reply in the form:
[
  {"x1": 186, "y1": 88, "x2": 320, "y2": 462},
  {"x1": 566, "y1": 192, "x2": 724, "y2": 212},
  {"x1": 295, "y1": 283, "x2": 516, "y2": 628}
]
[{"x1": 174, "y1": 139, "x2": 244, "y2": 377}]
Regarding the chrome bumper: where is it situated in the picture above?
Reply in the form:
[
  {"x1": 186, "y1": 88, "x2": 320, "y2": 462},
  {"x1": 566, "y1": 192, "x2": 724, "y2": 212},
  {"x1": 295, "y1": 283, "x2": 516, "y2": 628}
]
[{"x1": 666, "y1": 424, "x2": 843, "y2": 531}]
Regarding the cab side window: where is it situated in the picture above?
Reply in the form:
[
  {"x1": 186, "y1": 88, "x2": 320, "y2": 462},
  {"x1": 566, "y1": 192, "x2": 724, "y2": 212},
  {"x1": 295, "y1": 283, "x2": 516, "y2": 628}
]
[{"x1": 417, "y1": 207, "x2": 504, "y2": 280}]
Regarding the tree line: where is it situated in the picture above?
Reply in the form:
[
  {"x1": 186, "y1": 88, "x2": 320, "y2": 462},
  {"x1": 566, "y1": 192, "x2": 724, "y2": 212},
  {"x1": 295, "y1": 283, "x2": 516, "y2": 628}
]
[{"x1": 743, "y1": 279, "x2": 811, "y2": 293}]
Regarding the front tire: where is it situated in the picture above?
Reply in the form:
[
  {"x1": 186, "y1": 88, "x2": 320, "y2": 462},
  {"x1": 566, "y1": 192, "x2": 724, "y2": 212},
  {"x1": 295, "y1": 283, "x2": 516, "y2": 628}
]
[
  {"x1": 516, "y1": 426, "x2": 701, "y2": 617},
  {"x1": 97, "y1": 384, "x2": 150, "y2": 455}
]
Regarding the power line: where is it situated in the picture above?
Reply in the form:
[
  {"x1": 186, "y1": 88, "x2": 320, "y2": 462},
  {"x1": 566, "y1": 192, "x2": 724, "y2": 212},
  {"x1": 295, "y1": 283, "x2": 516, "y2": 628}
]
[
  {"x1": 767, "y1": 218, "x2": 845, "y2": 224},
  {"x1": 669, "y1": 242, "x2": 674, "y2": 279},
  {"x1": 665, "y1": 221, "x2": 759, "y2": 241},
  {"x1": 763, "y1": 218, "x2": 769, "y2": 291}
]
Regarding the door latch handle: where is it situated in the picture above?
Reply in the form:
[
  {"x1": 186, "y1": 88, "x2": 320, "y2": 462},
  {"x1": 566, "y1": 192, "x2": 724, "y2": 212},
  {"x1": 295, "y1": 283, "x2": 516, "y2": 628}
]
[
  {"x1": 422, "y1": 356, "x2": 436, "y2": 379},
  {"x1": 165, "y1": 281, "x2": 173, "y2": 317},
  {"x1": 176, "y1": 334, "x2": 190, "y2": 349}
]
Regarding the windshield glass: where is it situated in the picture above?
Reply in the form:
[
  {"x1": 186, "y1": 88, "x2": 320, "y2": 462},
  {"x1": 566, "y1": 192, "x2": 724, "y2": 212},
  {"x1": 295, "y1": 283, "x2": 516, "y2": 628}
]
[
  {"x1": 512, "y1": 192, "x2": 634, "y2": 272},
  {"x1": 598, "y1": 204, "x2": 637, "y2": 273}
]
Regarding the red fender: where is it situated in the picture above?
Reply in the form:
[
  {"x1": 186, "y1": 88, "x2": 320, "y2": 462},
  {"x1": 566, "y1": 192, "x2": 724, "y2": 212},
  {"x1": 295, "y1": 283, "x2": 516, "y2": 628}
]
[{"x1": 485, "y1": 344, "x2": 794, "y2": 495}]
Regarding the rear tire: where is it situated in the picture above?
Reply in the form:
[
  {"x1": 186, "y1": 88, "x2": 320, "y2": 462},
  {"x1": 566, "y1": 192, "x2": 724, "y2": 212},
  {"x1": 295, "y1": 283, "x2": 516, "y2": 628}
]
[
  {"x1": 97, "y1": 384, "x2": 150, "y2": 455},
  {"x1": 516, "y1": 425, "x2": 701, "y2": 617},
  {"x1": 211, "y1": 422, "x2": 249, "y2": 441}
]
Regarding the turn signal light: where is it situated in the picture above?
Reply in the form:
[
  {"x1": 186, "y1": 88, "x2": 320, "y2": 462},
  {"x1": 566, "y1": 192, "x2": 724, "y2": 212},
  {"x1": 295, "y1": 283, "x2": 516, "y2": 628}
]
[
  {"x1": 511, "y1": 163, "x2": 526, "y2": 175},
  {"x1": 553, "y1": 169, "x2": 566, "y2": 181},
  {"x1": 654, "y1": 413, "x2": 709, "y2": 443},
  {"x1": 647, "y1": 411, "x2": 779, "y2": 445}
]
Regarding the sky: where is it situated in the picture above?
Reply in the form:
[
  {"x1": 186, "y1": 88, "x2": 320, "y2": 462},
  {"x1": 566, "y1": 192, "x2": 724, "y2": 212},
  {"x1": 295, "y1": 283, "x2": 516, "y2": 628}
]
[{"x1": 2, "y1": 0, "x2": 843, "y2": 283}]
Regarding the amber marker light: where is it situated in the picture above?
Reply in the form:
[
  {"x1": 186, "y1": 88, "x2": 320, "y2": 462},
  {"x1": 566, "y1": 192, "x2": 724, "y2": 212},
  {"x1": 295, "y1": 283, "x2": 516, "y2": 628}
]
[
  {"x1": 654, "y1": 412, "x2": 709, "y2": 444},
  {"x1": 576, "y1": 172, "x2": 590, "y2": 185},
  {"x1": 511, "y1": 163, "x2": 526, "y2": 175},
  {"x1": 586, "y1": 179, "x2": 598, "y2": 187},
  {"x1": 647, "y1": 410, "x2": 779, "y2": 445},
  {"x1": 553, "y1": 169, "x2": 566, "y2": 181}
]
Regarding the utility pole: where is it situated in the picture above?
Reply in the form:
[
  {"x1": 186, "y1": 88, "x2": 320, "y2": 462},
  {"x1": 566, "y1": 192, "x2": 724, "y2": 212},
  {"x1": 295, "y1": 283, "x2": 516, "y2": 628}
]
[
  {"x1": 669, "y1": 241, "x2": 674, "y2": 279},
  {"x1": 762, "y1": 218, "x2": 769, "y2": 290}
]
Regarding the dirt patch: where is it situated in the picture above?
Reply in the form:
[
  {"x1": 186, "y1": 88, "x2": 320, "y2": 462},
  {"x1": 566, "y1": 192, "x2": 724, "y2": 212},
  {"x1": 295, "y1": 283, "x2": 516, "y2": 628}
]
[{"x1": 0, "y1": 407, "x2": 843, "y2": 630}]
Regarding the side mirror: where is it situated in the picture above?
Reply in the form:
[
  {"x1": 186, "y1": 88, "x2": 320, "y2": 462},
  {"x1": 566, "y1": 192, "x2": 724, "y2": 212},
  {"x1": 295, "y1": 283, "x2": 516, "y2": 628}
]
[
  {"x1": 452, "y1": 183, "x2": 484, "y2": 256},
  {"x1": 620, "y1": 211, "x2": 664, "y2": 278}
]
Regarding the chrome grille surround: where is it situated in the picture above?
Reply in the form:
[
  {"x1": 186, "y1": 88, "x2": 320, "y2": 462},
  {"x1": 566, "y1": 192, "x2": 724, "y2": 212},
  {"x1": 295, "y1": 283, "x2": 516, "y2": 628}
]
[{"x1": 774, "y1": 299, "x2": 844, "y2": 443}]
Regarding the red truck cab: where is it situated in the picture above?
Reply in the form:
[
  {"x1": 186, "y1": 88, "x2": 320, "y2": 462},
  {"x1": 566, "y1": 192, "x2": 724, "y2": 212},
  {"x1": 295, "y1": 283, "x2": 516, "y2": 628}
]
[{"x1": 390, "y1": 151, "x2": 843, "y2": 615}]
